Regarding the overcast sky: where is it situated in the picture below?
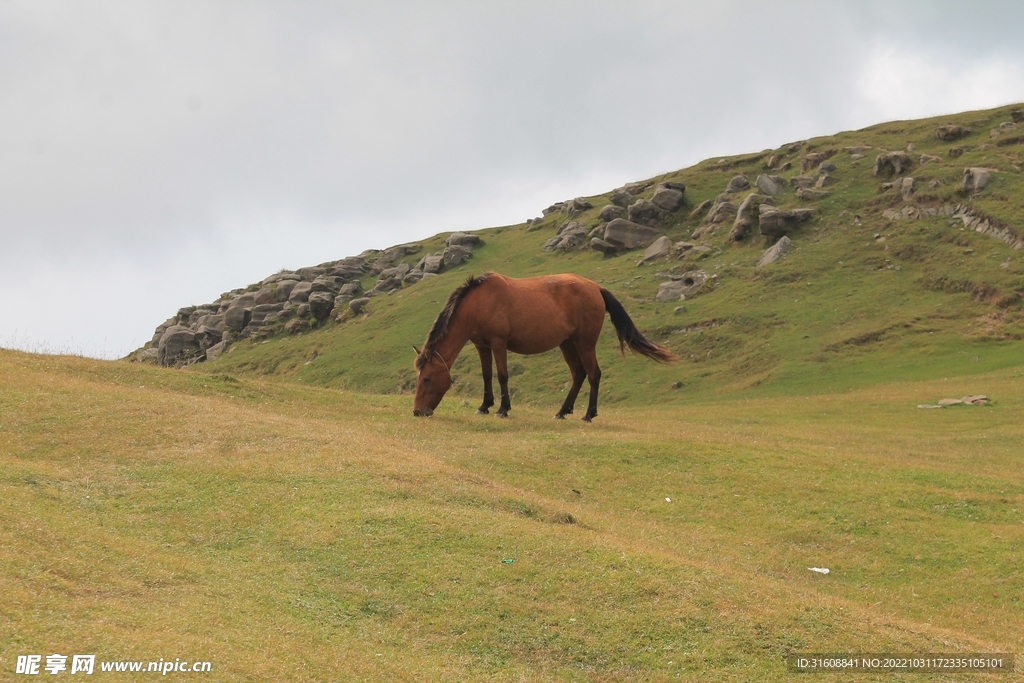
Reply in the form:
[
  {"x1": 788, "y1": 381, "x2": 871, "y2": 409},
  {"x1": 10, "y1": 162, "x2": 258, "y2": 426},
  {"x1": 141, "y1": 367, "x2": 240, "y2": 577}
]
[{"x1": 3, "y1": 1, "x2": 1024, "y2": 358}]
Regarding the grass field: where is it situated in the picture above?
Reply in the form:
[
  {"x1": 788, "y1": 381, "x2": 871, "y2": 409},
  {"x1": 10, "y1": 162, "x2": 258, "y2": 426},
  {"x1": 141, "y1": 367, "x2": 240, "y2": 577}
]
[{"x1": 3, "y1": 348, "x2": 1022, "y2": 681}]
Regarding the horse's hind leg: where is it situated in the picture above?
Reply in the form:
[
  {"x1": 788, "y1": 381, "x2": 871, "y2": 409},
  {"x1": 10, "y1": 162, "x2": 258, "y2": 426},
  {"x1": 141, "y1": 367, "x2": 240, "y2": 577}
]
[
  {"x1": 475, "y1": 344, "x2": 494, "y2": 414},
  {"x1": 576, "y1": 344, "x2": 602, "y2": 422},
  {"x1": 492, "y1": 342, "x2": 512, "y2": 418},
  {"x1": 556, "y1": 339, "x2": 586, "y2": 419}
]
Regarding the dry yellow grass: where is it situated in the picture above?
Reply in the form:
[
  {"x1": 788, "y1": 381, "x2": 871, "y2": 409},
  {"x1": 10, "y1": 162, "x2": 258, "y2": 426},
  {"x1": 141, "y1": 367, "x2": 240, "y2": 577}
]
[{"x1": 1, "y1": 349, "x2": 1021, "y2": 681}]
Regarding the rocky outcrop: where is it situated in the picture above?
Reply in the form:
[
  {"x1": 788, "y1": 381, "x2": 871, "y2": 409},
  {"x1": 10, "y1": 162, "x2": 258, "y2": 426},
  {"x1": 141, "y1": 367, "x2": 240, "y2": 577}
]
[
  {"x1": 758, "y1": 205, "x2": 815, "y2": 239},
  {"x1": 656, "y1": 270, "x2": 710, "y2": 302},
  {"x1": 729, "y1": 193, "x2": 774, "y2": 242},
  {"x1": 726, "y1": 175, "x2": 750, "y2": 193},
  {"x1": 755, "y1": 174, "x2": 785, "y2": 196},
  {"x1": 599, "y1": 219, "x2": 661, "y2": 251},
  {"x1": 544, "y1": 221, "x2": 590, "y2": 251},
  {"x1": 962, "y1": 167, "x2": 992, "y2": 193},
  {"x1": 138, "y1": 232, "x2": 484, "y2": 366},
  {"x1": 935, "y1": 125, "x2": 971, "y2": 141},
  {"x1": 873, "y1": 151, "x2": 913, "y2": 177},
  {"x1": 756, "y1": 236, "x2": 791, "y2": 267}
]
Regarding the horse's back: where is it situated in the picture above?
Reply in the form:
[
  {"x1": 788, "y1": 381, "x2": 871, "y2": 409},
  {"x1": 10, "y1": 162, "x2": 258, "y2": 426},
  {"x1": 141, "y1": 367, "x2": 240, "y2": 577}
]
[{"x1": 472, "y1": 273, "x2": 606, "y2": 353}]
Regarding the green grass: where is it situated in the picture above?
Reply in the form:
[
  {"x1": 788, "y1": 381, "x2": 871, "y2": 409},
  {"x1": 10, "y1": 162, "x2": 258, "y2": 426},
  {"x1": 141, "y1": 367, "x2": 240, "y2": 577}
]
[
  {"x1": 2, "y1": 349, "x2": 1023, "y2": 680},
  {"x1": 191, "y1": 103, "x2": 1024, "y2": 413}
]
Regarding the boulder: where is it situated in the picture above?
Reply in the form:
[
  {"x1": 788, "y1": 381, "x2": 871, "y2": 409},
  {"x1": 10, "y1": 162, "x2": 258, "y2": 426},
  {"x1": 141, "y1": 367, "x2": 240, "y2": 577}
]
[
  {"x1": 446, "y1": 232, "x2": 482, "y2": 248},
  {"x1": 627, "y1": 199, "x2": 664, "y2": 226},
  {"x1": 338, "y1": 280, "x2": 362, "y2": 297},
  {"x1": 705, "y1": 196, "x2": 738, "y2": 224},
  {"x1": 758, "y1": 205, "x2": 815, "y2": 238},
  {"x1": 919, "y1": 154, "x2": 941, "y2": 165},
  {"x1": 223, "y1": 304, "x2": 252, "y2": 332},
  {"x1": 935, "y1": 125, "x2": 970, "y2": 141},
  {"x1": 726, "y1": 175, "x2": 750, "y2": 193},
  {"x1": 443, "y1": 244, "x2": 474, "y2": 266},
  {"x1": 789, "y1": 176, "x2": 816, "y2": 189},
  {"x1": 656, "y1": 271, "x2": 709, "y2": 302},
  {"x1": 650, "y1": 184, "x2": 685, "y2": 212},
  {"x1": 273, "y1": 279, "x2": 299, "y2": 302},
  {"x1": 349, "y1": 297, "x2": 370, "y2": 314},
  {"x1": 307, "y1": 291, "x2": 335, "y2": 321},
  {"x1": 815, "y1": 174, "x2": 837, "y2": 188},
  {"x1": 688, "y1": 199, "x2": 712, "y2": 220},
  {"x1": 590, "y1": 238, "x2": 618, "y2": 254},
  {"x1": 756, "y1": 236, "x2": 791, "y2": 267},
  {"x1": 543, "y1": 221, "x2": 589, "y2": 252},
  {"x1": 894, "y1": 177, "x2": 915, "y2": 201},
  {"x1": 288, "y1": 281, "x2": 314, "y2": 303},
  {"x1": 379, "y1": 262, "x2": 411, "y2": 280},
  {"x1": 403, "y1": 271, "x2": 425, "y2": 285},
  {"x1": 796, "y1": 188, "x2": 830, "y2": 201},
  {"x1": 418, "y1": 253, "x2": 444, "y2": 274},
  {"x1": 729, "y1": 193, "x2": 774, "y2": 242},
  {"x1": 962, "y1": 167, "x2": 992, "y2": 193},
  {"x1": 193, "y1": 313, "x2": 226, "y2": 333},
  {"x1": 873, "y1": 151, "x2": 913, "y2": 177},
  {"x1": 801, "y1": 152, "x2": 833, "y2": 173},
  {"x1": 755, "y1": 174, "x2": 785, "y2": 196},
  {"x1": 254, "y1": 286, "x2": 278, "y2": 305},
  {"x1": 608, "y1": 190, "x2": 633, "y2": 207},
  {"x1": 565, "y1": 197, "x2": 593, "y2": 217},
  {"x1": 602, "y1": 219, "x2": 660, "y2": 250},
  {"x1": 285, "y1": 318, "x2": 310, "y2": 334},
  {"x1": 205, "y1": 340, "x2": 228, "y2": 361},
  {"x1": 599, "y1": 204, "x2": 625, "y2": 222},
  {"x1": 295, "y1": 266, "x2": 325, "y2": 281},
  {"x1": 157, "y1": 325, "x2": 200, "y2": 366},
  {"x1": 638, "y1": 236, "x2": 672, "y2": 264}
]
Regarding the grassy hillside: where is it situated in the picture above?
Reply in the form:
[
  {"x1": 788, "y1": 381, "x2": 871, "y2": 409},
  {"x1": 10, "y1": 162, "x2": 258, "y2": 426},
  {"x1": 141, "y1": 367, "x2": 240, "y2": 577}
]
[
  {"x1": 2, "y1": 349, "x2": 1022, "y2": 680},
  {"x1": 191, "y1": 103, "x2": 1024, "y2": 414}
]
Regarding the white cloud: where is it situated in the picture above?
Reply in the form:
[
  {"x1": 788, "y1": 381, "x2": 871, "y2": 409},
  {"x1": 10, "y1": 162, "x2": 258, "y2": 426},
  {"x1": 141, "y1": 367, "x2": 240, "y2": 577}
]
[{"x1": 856, "y1": 45, "x2": 1024, "y2": 121}]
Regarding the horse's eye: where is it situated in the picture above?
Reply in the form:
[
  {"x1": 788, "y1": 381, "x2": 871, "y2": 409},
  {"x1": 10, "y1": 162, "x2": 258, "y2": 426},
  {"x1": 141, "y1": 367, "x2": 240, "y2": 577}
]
[{"x1": 424, "y1": 377, "x2": 431, "y2": 383}]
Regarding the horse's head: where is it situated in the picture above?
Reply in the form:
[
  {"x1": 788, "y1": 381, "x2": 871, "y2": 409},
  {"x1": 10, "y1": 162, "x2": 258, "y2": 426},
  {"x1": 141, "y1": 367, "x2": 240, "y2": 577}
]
[{"x1": 412, "y1": 346, "x2": 451, "y2": 417}]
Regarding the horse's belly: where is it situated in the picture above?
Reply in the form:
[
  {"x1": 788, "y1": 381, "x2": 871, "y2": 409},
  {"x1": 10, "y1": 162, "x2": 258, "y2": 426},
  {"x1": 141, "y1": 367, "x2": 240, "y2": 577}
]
[{"x1": 507, "y1": 328, "x2": 570, "y2": 355}]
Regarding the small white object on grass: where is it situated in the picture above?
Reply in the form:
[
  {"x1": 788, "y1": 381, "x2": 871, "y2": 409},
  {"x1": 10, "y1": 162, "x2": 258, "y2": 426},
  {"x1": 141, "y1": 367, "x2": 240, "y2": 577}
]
[
  {"x1": 808, "y1": 567, "x2": 830, "y2": 575},
  {"x1": 665, "y1": 497, "x2": 672, "y2": 502}
]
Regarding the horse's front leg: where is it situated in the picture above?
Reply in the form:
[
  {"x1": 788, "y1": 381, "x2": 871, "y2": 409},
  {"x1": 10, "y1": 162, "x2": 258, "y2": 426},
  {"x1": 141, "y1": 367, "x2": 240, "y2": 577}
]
[
  {"x1": 492, "y1": 343, "x2": 512, "y2": 418},
  {"x1": 475, "y1": 344, "x2": 494, "y2": 414}
]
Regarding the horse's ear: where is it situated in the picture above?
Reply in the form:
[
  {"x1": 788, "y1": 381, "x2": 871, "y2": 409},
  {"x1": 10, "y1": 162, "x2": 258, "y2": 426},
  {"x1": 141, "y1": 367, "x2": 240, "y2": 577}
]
[{"x1": 412, "y1": 346, "x2": 421, "y2": 356}]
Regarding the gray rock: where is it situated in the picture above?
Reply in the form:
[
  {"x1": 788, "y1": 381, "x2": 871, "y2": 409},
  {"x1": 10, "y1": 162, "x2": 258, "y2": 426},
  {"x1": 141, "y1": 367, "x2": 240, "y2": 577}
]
[
  {"x1": 817, "y1": 161, "x2": 837, "y2": 173},
  {"x1": 756, "y1": 236, "x2": 792, "y2": 267},
  {"x1": 962, "y1": 167, "x2": 992, "y2": 193},
  {"x1": 205, "y1": 340, "x2": 228, "y2": 361},
  {"x1": 650, "y1": 184, "x2": 684, "y2": 212},
  {"x1": 656, "y1": 270, "x2": 709, "y2": 302},
  {"x1": 349, "y1": 297, "x2": 370, "y2": 314},
  {"x1": 638, "y1": 236, "x2": 672, "y2": 264},
  {"x1": 254, "y1": 286, "x2": 277, "y2": 305},
  {"x1": 543, "y1": 222, "x2": 589, "y2": 252},
  {"x1": 796, "y1": 187, "x2": 830, "y2": 201},
  {"x1": 372, "y1": 276, "x2": 403, "y2": 293},
  {"x1": 627, "y1": 199, "x2": 664, "y2": 226},
  {"x1": 193, "y1": 313, "x2": 226, "y2": 333},
  {"x1": 726, "y1": 175, "x2": 750, "y2": 193},
  {"x1": 403, "y1": 271, "x2": 425, "y2": 284},
  {"x1": 815, "y1": 173, "x2": 837, "y2": 188},
  {"x1": 759, "y1": 205, "x2": 815, "y2": 238},
  {"x1": 295, "y1": 266, "x2": 325, "y2": 281},
  {"x1": 935, "y1": 125, "x2": 970, "y2": 141},
  {"x1": 136, "y1": 347, "x2": 159, "y2": 363},
  {"x1": 446, "y1": 232, "x2": 482, "y2": 248},
  {"x1": 307, "y1": 291, "x2": 335, "y2": 321},
  {"x1": 157, "y1": 325, "x2": 200, "y2": 366},
  {"x1": 603, "y1": 219, "x2": 660, "y2": 250},
  {"x1": 418, "y1": 253, "x2": 444, "y2": 274},
  {"x1": 590, "y1": 238, "x2": 618, "y2": 254},
  {"x1": 339, "y1": 280, "x2": 362, "y2": 297},
  {"x1": 873, "y1": 151, "x2": 913, "y2": 177},
  {"x1": 608, "y1": 190, "x2": 633, "y2": 207},
  {"x1": 705, "y1": 197, "x2": 738, "y2": 224},
  {"x1": 729, "y1": 193, "x2": 774, "y2": 242},
  {"x1": 443, "y1": 244, "x2": 474, "y2": 266},
  {"x1": 379, "y1": 262, "x2": 411, "y2": 280},
  {"x1": 789, "y1": 176, "x2": 816, "y2": 189},
  {"x1": 296, "y1": 303, "x2": 311, "y2": 318},
  {"x1": 755, "y1": 174, "x2": 785, "y2": 196},
  {"x1": 599, "y1": 204, "x2": 625, "y2": 222},
  {"x1": 688, "y1": 199, "x2": 712, "y2": 220},
  {"x1": 223, "y1": 305, "x2": 252, "y2": 332},
  {"x1": 288, "y1": 281, "x2": 314, "y2": 303},
  {"x1": 895, "y1": 177, "x2": 915, "y2": 200},
  {"x1": 271, "y1": 279, "x2": 298, "y2": 302}
]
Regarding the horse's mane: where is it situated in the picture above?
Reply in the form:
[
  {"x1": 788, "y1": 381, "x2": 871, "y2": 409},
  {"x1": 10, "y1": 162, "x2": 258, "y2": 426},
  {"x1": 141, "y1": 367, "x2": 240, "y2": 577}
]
[{"x1": 416, "y1": 273, "x2": 492, "y2": 369}]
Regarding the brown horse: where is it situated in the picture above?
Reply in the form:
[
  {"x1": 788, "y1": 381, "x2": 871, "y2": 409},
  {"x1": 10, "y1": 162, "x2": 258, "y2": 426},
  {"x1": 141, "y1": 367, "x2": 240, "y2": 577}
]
[{"x1": 413, "y1": 272, "x2": 676, "y2": 420}]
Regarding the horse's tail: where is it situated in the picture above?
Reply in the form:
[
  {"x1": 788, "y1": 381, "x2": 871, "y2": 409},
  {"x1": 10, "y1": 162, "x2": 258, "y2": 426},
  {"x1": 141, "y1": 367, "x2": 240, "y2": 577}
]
[{"x1": 600, "y1": 288, "x2": 678, "y2": 363}]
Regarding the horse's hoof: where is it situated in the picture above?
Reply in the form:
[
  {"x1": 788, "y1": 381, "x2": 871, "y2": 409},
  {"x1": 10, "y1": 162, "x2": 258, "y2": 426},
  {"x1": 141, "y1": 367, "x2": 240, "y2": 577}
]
[
  {"x1": 496, "y1": 411, "x2": 509, "y2": 419},
  {"x1": 477, "y1": 408, "x2": 489, "y2": 414},
  {"x1": 554, "y1": 413, "x2": 566, "y2": 420},
  {"x1": 582, "y1": 414, "x2": 595, "y2": 422}
]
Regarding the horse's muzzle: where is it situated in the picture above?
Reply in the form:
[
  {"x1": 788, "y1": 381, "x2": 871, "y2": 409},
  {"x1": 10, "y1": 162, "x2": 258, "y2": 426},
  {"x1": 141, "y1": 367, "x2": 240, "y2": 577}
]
[{"x1": 413, "y1": 408, "x2": 433, "y2": 417}]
